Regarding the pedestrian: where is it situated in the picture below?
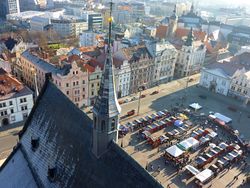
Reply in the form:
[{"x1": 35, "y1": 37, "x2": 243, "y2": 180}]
[
  {"x1": 233, "y1": 175, "x2": 238, "y2": 181},
  {"x1": 158, "y1": 165, "x2": 160, "y2": 171},
  {"x1": 242, "y1": 179, "x2": 245, "y2": 185},
  {"x1": 150, "y1": 164, "x2": 154, "y2": 171}
]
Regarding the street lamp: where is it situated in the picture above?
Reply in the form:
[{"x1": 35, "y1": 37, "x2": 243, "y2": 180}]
[
  {"x1": 30, "y1": 68, "x2": 39, "y2": 99},
  {"x1": 137, "y1": 86, "x2": 143, "y2": 116}
]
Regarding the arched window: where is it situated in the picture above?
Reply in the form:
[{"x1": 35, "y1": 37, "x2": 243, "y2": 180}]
[
  {"x1": 111, "y1": 119, "x2": 116, "y2": 131},
  {"x1": 101, "y1": 120, "x2": 105, "y2": 132},
  {"x1": 94, "y1": 117, "x2": 96, "y2": 129}
]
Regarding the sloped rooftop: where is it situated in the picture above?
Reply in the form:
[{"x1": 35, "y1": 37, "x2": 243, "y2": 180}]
[{"x1": 0, "y1": 80, "x2": 162, "y2": 188}]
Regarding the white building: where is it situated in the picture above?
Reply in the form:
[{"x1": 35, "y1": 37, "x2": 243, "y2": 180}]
[
  {"x1": 30, "y1": 16, "x2": 51, "y2": 31},
  {"x1": 114, "y1": 60, "x2": 131, "y2": 98},
  {"x1": 152, "y1": 41, "x2": 177, "y2": 84},
  {"x1": 0, "y1": 69, "x2": 33, "y2": 126},
  {"x1": 199, "y1": 65, "x2": 232, "y2": 96},
  {"x1": 51, "y1": 15, "x2": 88, "y2": 37},
  {"x1": 79, "y1": 31, "x2": 104, "y2": 47},
  {"x1": 229, "y1": 68, "x2": 250, "y2": 104},
  {"x1": 199, "y1": 60, "x2": 250, "y2": 97},
  {"x1": 175, "y1": 29, "x2": 206, "y2": 78}
]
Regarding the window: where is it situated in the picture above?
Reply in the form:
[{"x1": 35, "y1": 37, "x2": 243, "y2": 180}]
[
  {"x1": 82, "y1": 80, "x2": 85, "y2": 84},
  {"x1": 66, "y1": 91, "x2": 69, "y2": 95},
  {"x1": 66, "y1": 83, "x2": 69, "y2": 87},
  {"x1": 82, "y1": 88, "x2": 85, "y2": 92},
  {"x1": 97, "y1": 75, "x2": 99, "y2": 79},
  {"x1": 20, "y1": 98, "x2": 27, "y2": 103},
  {"x1": 76, "y1": 81, "x2": 79, "y2": 85},
  {"x1": 76, "y1": 71, "x2": 78, "y2": 74},
  {"x1": 91, "y1": 83, "x2": 94, "y2": 88},
  {"x1": 111, "y1": 119, "x2": 116, "y2": 131},
  {"x1": 0, "y1": 102, "x2": 6, "y2": 108},
  {"x1": 9, "y1": 101, "x2": 13, "y2": 106},
  {"x1": 21, "y1": 106, "x2": 28, "y2": 111},
  {"x1": 91, "y1": 91, "x2": 94, "y2": 96},
  {"x1": 101, "y1": 120, "x2": 105, "y2": 131},
  {"x1": 11, "y1": 116, "x2": 15, "y2": 121},
  {"x1": 10, "y1": 109, "x2": 14, "y2": 114},
  {"x1": 94, "y1": 117, "x2": 96, "y2": 129},
  {"x1": 73, "y1": 82, "x2": 75, "y2": 86}
]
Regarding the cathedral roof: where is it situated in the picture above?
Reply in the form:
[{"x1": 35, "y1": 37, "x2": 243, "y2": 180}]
[{"x1": 0, "y1": 79, "x2": 162, "y2": 188}]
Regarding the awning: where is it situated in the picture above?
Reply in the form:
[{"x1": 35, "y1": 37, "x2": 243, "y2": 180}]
[
  {"x1": 185, "y1": 165, "x2": 200, "y2": 175},
  {"x1": 165, "y1": 145, "x2": 184, "y2": 158},
  {"x1": 189, "y1": 103, "x2": 202, "y2": 110},
  {"x1": 214, "y1": 113, "x2": 232, "y2": 124},
  {"x1": 174, "y1": 120, "x2": 183, "y2": 127},
  {"x1": 208, "y1": 131, "x2": 218, "y2": 138},
  {"x1": 195, "y1": 169, "x2": 214, "y2": 183},
  {"x1": 179, "y1": 137, "x2": 199, "y2": 150}
]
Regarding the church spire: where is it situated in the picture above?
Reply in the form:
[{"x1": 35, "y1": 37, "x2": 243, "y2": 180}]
[
  {"x1": 185, "y1": 27, "x2": 194, "y2": 46},
  {"x1": 92, "y1": 1, "x2": 121, "y2": 158},
  {"x1": 170, "y1": 4, "x2": 177, "y2": 20}
]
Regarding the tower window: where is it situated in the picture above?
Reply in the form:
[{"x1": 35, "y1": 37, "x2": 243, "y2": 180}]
[
  {"x1": 111, "y1": 119, "x2": 116, "y2": 131},
  {"x1": 101, "y1": 120, "x2": 105, "y2": 132},
  {"x1": 31, "y1": 137, "x2": 39, "y2": 151},
  {"x1": 94, "y1": 117, "x2": 96, "y2": 129}
]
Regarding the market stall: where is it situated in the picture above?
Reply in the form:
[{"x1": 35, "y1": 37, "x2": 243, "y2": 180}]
[
  {"x1": 165, "y1": 145, "x2": 184, "y2": 158},
  {"x1": 214, "y1": 113, "x2": 232, "y2": 124},
  {"x1": 195, "y1": 169, "x2": 214, "y2": 185},
  {"x1": 178, "y1": 137, "x2": 199, "y2": 151},
  {"x1": 185, "y1": 165, "x2": 200, "y2": 175},
  {"x1": 174, "y1": 120, "x2": 183, "y2": 127},
  {"x1": 189, "y1": 103, "x2": 202, "y2": 111}
]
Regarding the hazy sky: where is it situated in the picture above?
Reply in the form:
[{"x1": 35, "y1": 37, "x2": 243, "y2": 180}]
[{"x1": 197, "y1": 0, "x2": 250, "y2": 6}]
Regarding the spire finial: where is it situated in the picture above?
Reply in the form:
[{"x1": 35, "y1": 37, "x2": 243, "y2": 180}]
[{"x1": 108, "y1": 0, "x2": 113, "y2": 50}]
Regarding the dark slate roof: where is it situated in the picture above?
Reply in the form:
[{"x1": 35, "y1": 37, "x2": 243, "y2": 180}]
[
  {"x1": 0, "y1": 80, "x2": 162, "y2": 188},
  {"x1": 4, "y1": 37, "x2": 17, "y2": 51},
  {"x1": 93, "y1": 52, "x2": 121, "y2": 117}
]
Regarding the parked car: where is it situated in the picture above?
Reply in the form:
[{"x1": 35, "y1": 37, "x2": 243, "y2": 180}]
[
  {"x1": 131, "y1": 96, "x2": 138, "y2": 101},
  {"x1": 199, "y1": 95, "x2": 207, "y2": 99},
  {"x1": 118, "y1": 100, "x2": 124, "y2": 104},
  {"x1": 188, "y1": 78, "x2": 194, "y2": 82},
  {"x1": 124, "y1": 99, "x2": 129, "y2": 103},
  {"x1": 151, "y1": 91, "x2": 159, "y2": 95},
  {"x1": 127, "y1": 109, "x2": 135, "y2": 116},
  {"x1": 228, "y1": 106, "x2": 237, "y2": 112},
  {"x1": 87, "y1": 108, "x2": 93, "y2": 114}
]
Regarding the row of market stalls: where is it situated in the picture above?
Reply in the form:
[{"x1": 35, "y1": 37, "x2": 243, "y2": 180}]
[
  {"x1": 118, "y1": 109, "x2": 170, "y2": 136},
  {"x1": 183, "y1": 142, "x2": 243, "y2": 187}
]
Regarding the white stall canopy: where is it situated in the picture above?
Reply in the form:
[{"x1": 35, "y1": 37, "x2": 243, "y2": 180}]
[{"x1": 165, "y1": 145, "x2": 184, "y2": 158}]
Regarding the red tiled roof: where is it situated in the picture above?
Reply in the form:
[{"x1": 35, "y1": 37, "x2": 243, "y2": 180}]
[
  {"x1": 0, "y1": 68, "x2": 24, "y2": 98},
  {"x1": 79, "y1": 46, "x2": 97, "y2": 53},
  {"x1": 155, "y1": 25, "x2": 168, "y2": 39},
  {"x1": 83, "y1": 64, "x2": 95, "y2": 73},
  {"x1": 68, "y1": 54, "x2": 81, "y2": 62},
  {"x1": 175, "y1": 28, "x2": 207, "y2": 41}
]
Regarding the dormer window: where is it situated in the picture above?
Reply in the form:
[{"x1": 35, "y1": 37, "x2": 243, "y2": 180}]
[
  {"x1": 31, "y1": 137, "x2": 39, "y2": 151},
  {"x1": 101, "y1": 120, "x2": 105, "y2": 132},
  {"x1": 111, "y1": 119, "x2": 115, "y2": 131},
  {"x1": 47, "y1": 166, "x2": 56, "y2": 182}
]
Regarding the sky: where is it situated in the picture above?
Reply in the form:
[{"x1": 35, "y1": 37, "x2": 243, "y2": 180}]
[{"x1": 196, "y1": 0, "x2": 250, "y2": 7}]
